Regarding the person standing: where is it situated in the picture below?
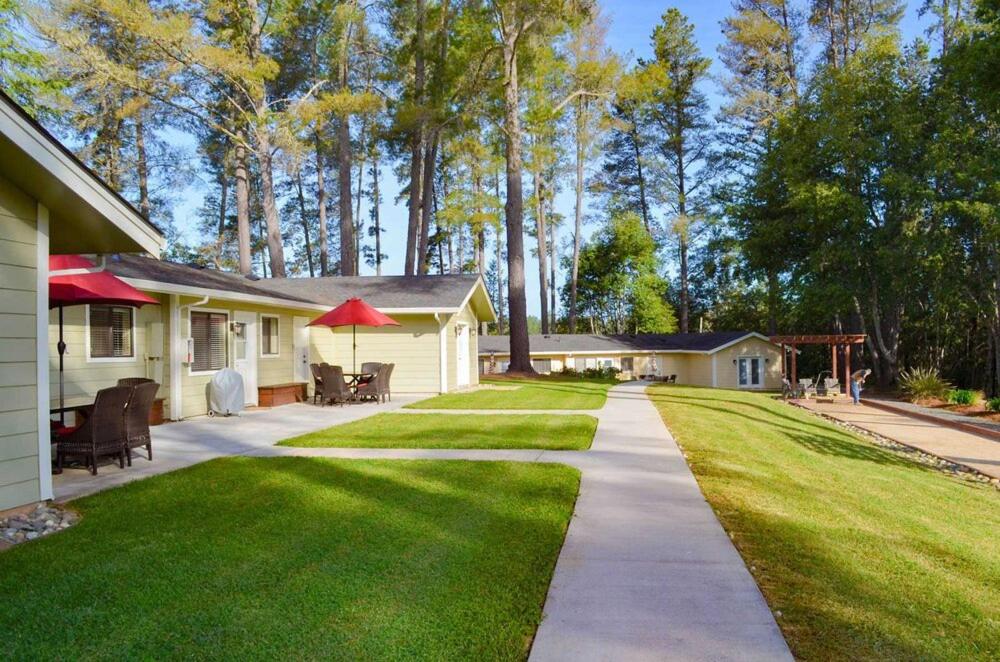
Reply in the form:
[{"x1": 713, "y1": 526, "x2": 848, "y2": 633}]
[{"x1": 850, "y1": 369, "x2": 871, "y2": 405}]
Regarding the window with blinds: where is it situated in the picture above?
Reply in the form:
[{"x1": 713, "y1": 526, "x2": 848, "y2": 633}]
[
  {"x1": 89, "y1": 305, "x2": 134, "y2": 358},
  {"x1": 261, "y1": 316, "x2": 279, "y2": 356},
  {"x1": 191, "y1": 311, "x2": 228, "y2": 372}
]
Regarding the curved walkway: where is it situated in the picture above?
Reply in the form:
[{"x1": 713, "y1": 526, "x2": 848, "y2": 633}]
[{"x1": 265, "y1": 381, "x2": 792, "y2": 661}]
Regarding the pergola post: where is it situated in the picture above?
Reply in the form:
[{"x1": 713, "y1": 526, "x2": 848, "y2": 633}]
[
  {"x1": 780, "y1": 344, "x2": 786, "y2": 380},
  {"x1": 831, "y1": 344, "x2": 839, "y2": 391},
  {"x1": 845, "y1": 343, "x2": 851, "y2": 391},
  {"x1": 790, "y1": 343, "x2": 797, "y2": 388}
]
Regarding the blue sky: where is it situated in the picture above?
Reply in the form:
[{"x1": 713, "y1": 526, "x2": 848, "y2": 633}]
[{"x1": 169, "y1": 1, "x2": 930, "y2": 316}]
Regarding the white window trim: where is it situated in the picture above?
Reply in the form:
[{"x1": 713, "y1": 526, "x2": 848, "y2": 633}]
[
  {"x1": 85, "y1": 303, "x2": 138, "y2": 363},
  {"x1": 737, "y1": 355, "x2": 765, "y2": 389},
  {"x1": 188, "y1": 306, "x2": 230, "y2": 377},
  {"x1": 259, "y1": 314, "x2": 280, "y2": 358}
]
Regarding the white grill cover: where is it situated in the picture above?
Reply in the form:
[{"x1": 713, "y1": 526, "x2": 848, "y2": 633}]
[{"x1": 209, "y1": 368, "x2": 245, "y2": 416}]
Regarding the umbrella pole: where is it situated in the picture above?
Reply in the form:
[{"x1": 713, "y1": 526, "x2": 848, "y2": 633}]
[
  {"x1": 353, "y1": 324, "x2": 357, "y2": 375},
  {"x1": 58, "y1": 305, "x2": 66, "y2": 426}
]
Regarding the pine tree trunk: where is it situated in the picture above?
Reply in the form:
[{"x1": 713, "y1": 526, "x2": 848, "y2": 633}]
[
  {"x1": 245, "y1": 0, "x2": 285, "y2": 278},
  {"x1": 549, "y1": 213, "x2": 557, "y2": 330},
  {"x1": 255, "y1": 130, "x2": 287, "y2": 278},
  {"x1": 234, "y1": 136, "x2": 252, "y2": 276},
  {"x1": 135, "y1": 113, "x2": 150, "y2": 220},
  {"x1": 315, "y1": 134, "x2": 329, "y2": 276},
  {"x1": 337, "y1": 114, "x2": 356, "y2": 276},
  {"x1": 296, "y1": 172, "x2": 315, "y2": 277},
  {"x1": 570, "y1": 100, "x2": 585, "y2": 334},
  {"x1": 354, "y1": 138, "x2": 364, "y2": 275},
  {"x1": 404, "y1": 0, "x2": 426, "y2": 276},
  {"x1": 501, "y1": 34, "x2": 533, "y2": 372},
  {"x1": 373, "y1": 160, "x2": 382, "y2": 276},
  {"x1": 417, "y1": 132, "x2": 438, "y2": 274},
  {"x1": 533, "y1": 170, "x2": 550, "y2": 335}
]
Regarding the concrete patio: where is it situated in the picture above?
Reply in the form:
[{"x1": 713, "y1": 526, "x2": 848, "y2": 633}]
[{"x1": 53, "y1": 395, "x2": 421, "y2": 501}]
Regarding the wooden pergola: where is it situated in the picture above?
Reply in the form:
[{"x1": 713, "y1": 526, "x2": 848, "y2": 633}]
[{"x1": 769, "y1": 334, "x2": 867, "y2": 391}]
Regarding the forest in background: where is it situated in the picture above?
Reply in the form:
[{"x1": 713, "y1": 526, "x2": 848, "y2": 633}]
[{"x1": 0, "y1": 0, "x2": 997, "y2": 393}]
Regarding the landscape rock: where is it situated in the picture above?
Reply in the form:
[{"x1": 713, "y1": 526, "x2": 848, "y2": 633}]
[{"x1": 0, "y1": 504, "x2": 78, "y2": 548}]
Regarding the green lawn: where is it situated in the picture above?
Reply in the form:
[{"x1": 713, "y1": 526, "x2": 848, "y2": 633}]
[
  {"x1": 279, "y1": 413, "x2": 597, "y2": 450},
  {"x1": 0, "y1": 457, "x2": 579, "y2": 660},
  {"x1": 409, "y1": 376, "x2": 616, "y2": 410},
  {"x1": 648, "y1": 385, "x2": 1000, "y2": 661}
]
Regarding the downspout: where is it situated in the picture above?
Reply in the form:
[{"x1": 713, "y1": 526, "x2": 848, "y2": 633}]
[{"x1": 170, "y1": 294, "x2": 211, "y2": 420}]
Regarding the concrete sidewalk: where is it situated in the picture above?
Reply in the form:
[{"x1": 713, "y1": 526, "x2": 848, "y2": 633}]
[
  {"x1": 797, "y1": 399, "x2": 1000, "y2": 479},
  {"x1": 527, "y1": 381, "x2": 791, "y2": 662}
]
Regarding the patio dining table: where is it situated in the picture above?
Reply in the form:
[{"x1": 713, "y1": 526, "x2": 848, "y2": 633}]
[{"x1": 344, "y1": 372, "x2": 374, "y2": 389}]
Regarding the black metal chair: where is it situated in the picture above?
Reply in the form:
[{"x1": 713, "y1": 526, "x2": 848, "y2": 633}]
[{"x1": 55, "y1": 386, "x2": 131, "y2": 475}]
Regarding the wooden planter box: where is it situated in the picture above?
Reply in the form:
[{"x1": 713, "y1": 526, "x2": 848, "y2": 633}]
[{"x1": 258, "y1": 383, "x2": 308, "y2": 408}]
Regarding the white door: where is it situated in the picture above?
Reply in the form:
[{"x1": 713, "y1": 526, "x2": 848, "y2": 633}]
[
  {"x1": 293, "y1": 316, "x2": 311, "y2": 383},
  {"x1": 456, "y1": 324, "x2": 470, "y2": 387},
  {"x1": 738, "y1": 357, "x2": 763, "y2": 388},
  {"x1": 233, "y1": 311, "x2": 258, "y2": 405}
]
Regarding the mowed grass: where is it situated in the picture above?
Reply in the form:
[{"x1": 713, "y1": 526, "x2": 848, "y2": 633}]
[
  {"x1": 279, "y1": 413, "x2": 597, "y2": 450},
  {"x1": 409, "y1": 376, "x2": 616, "y2": 410},
  {"x1": 648, "y1": 385, "x2": 1000, "y2": 661},
  {"x1": 0, "y1": 457, "x2": 580, "y2": 660}
]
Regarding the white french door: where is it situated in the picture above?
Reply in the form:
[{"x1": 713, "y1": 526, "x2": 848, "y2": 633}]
[
  {"x1": 738, "y1": 357, "x2": 763, "y2": 388},
  {"x1": 233, "y1": 311, "x2": 258, "y2": 405},
  {"x1": 293, "y1": 316, "x2": 311, "y2": 383}
]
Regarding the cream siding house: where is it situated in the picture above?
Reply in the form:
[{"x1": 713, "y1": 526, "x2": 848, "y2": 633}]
[
  {"x1": 50, "y1": 255, "x2": 495, "y2": 420},
  {"x1": 479, "y1": 332, "x2": 784, "y2": 390},
  {"x1": 0, "y1": 91, "x2": 164, "y2": 512}
]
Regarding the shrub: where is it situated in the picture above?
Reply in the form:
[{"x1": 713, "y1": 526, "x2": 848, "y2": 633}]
[
  {"x1": 898, "y1": 367, "x2": 951, "y2": 401},
  {"x1": 947, "y1": 389, "x2": 980, "y2": 406},
  {"x1": 986, "y1": 398, "x2": 1000, "y2": 413}
]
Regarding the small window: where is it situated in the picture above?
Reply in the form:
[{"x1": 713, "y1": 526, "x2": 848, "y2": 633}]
[
  {"x1": 89, "y1": 305, "x2": 134, "y2": 359},
  {"x1": 531, "y1": 359, "x2": 552, "y2": 374},
  {"x1": 261, "y1": 315, "x2": 279, "y2": 356},
  {"x1": 621, "y1": 357, "x2": 634, "y2": 372},
  {"x1": 191, "y1": 311, "x2": 228, "y2": 373}
]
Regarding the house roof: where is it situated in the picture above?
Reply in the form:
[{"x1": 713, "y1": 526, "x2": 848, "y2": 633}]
[
  {"x1": 0, "y1": 89, "x2": 164, "y2": 255},
  {"x1": 256, "y1": 272, "x2": 487, "y2": 312},
  {"x1": 479, "y1": 332, "x2": 771, "y2": 355},
  {"x1": 107, "y1": 254, "x2": 495, "y2": 318}
]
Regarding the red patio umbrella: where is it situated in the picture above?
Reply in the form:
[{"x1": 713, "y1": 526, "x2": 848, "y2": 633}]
[
  {"x1": 49, "y1": 255, "x2": 160, "y2": 423},
  {"x1": 308, "y1": 297, "x2": 400, "y2": 374}
]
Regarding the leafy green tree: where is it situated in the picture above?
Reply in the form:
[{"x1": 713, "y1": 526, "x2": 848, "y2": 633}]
[
  {"x1": 0, "y1": 0, "x2": 62, "y2": 118},
  {"x1": 565, "y1": 211, "x2": 676, "y2": 334}
]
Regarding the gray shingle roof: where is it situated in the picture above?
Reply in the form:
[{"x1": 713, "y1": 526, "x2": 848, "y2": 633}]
[
  {"x1": 107, "y1": 254, "x2": 484, "y2": 311},
  {"x1": 256, "y1": 273, "x2": 484, "y2": 310},
  {"x1": 478, "y1": 332, "x2": 764, "y2": 354}
]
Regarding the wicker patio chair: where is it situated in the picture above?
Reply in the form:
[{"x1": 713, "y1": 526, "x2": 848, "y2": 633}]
[
  {"x1": 357, "y1": 362, "x2": 381, "y2": 386},
  {"x1": 318, "y1": 365, "x2": 353, "y2": 406},
  {"x1": 117, "y1": 377, "x2": 154, "y2": 388},
  {"x1": 124, "y1": 381, "x2": 159, "y2": 465},
  {"x1": 310, "y1": 363, "x2": 324, "y2": 404},
  {"x1": 55, "y1": 385, "x2": 131, "y2": 475},
  {"x1": 355, "y1": 364, "x2": 388, "y2": 403},
  {"x1": 383, "y1": 363, "x2": 395, "y2": 402}
]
